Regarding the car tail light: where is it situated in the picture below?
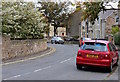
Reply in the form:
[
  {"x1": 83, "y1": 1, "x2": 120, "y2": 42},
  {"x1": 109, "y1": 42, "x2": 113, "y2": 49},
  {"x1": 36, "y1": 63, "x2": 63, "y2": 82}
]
[{"x1": 77, "y1": 52, "x2": 82, "y2": 56}]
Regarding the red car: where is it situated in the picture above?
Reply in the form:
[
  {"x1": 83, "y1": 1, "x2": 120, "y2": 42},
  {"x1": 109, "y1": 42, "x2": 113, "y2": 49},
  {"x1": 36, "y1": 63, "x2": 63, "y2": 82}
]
[{"x1": 76, "y1": 40, "x2": 119, "y2": 72}]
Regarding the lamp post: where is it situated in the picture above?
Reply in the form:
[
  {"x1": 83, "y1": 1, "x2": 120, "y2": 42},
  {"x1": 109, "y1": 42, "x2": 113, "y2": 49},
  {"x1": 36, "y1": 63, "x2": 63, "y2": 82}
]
[
  {"x1": 86, "y1": 19, "x2": 88, "y2": 38},
  {"x1": 79, "y1": 22, "x2": 81, "y2": 38}
]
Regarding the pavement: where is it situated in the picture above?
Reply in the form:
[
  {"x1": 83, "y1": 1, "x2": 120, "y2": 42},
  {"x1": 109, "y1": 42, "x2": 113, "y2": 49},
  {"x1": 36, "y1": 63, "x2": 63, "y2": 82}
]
[
  {"x1": 107, "y1": 45, "x2": 120, "y2": 81},
  {"x1": 106, "y1": 67, "x2": 118, "y2": 80},
  {"x1": 2, "y1": 43, "x2": 119, "y2": 80}
]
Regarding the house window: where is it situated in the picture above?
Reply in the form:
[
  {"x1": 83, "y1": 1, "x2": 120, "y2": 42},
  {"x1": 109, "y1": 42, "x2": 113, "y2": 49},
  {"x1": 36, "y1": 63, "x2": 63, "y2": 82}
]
[
  {"x1": 116, "y1": 17, "x2": 119, "y2": 22},
  {"x1": 82, "y1": 26, "x2": 84, "y2": 29},
  {"x1": 62, "y1": 33, "x2": 64, "y2": 36}
]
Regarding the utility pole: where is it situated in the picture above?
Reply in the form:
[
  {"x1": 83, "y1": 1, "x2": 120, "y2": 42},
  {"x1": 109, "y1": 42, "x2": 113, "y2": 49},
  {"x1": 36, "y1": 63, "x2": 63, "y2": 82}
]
[
  {"x1": 79, "y1": 22, "x2": 81, "y2": 38},
  {"x1": 100, "y1": 19, "x2": 103, "y2": 38},
  {"x1": 86, "y1": 19, "x2": 88, "y2": 38}
]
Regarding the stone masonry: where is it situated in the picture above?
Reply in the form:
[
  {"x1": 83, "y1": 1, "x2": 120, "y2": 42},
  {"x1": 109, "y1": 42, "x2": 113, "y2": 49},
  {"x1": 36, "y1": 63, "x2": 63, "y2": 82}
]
[{"x1": 2, "y1": 35, "x2": 47, "y2": 60}]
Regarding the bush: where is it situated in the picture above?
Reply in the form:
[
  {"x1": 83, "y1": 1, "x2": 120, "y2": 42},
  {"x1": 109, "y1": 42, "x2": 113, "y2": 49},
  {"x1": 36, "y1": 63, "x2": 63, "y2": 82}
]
[
  {"x1": 2, "y1": 2, "x2": 47, "y2": 39},
  {"x1": 114, "y1": 32, "x2": 120, "y2": 45},
  {"x1": 72, "y1": 36, "x2": 79, "y2": 39}
]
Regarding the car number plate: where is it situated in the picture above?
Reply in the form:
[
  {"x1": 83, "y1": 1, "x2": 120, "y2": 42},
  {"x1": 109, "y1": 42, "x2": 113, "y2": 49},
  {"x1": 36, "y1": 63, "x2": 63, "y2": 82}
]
[{"x1": 86, "y1": 54, "x2": 98, "y2": 58}]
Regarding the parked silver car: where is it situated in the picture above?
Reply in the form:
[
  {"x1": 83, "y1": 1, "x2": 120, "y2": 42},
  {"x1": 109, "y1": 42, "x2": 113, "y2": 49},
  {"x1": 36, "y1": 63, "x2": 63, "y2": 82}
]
[{"x1": 51, "y1": 37, "x2": 64, "y2": 44}]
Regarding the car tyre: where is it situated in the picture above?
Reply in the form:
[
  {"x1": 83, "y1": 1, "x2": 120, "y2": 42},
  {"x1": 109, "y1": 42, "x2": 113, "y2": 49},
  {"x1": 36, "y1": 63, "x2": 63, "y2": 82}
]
[
  {"x1": 51, "y1": 42, "x2": 53, "y2": 44},
  {"x1": 107, "y1": 62, "x2": 113, "y2": 72},
  {"x1": 115, "y1": 58, "x2": 119, "y2": 66},
  {"x1": 51, "y1": 41, "x2": 53, "y2": 44},
  {"x1": 55, "y1": 41, "x2": 57, "y2": 44},
  {"x1": 61, "y1": 42, "x2": 64, "y2": 44},
  {"x1": 76, "y1": 64, "x2": 82, "y2": 70}
]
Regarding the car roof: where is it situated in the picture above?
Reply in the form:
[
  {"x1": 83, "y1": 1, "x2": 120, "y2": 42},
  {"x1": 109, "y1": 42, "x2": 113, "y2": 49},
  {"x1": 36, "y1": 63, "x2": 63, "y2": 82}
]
[
  {"x1": 84, "y1": 40, "x2": 109, "y2": 44},
  {"x1": 53, "y1": 36, "x2": 61, "y2": 38}
]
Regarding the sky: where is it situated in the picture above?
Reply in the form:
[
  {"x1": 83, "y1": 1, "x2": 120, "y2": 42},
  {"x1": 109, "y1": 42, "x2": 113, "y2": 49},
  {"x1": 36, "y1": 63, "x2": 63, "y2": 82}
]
[
  {"x1": 24, "y1": 0, "x2": 119, "y2": 9},
  {"x1": 104, "y1": 1, "x2": 119, "y2": 9}
]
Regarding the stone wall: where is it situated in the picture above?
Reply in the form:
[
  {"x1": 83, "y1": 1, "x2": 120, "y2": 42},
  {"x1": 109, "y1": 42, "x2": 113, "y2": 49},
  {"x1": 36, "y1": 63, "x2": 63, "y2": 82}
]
[{"x1": 2, "y1": 35, "x2": 47, "y2": 60}]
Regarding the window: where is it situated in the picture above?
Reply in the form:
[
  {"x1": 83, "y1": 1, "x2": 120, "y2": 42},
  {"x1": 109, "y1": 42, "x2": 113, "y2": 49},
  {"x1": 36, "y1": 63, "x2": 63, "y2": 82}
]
[
  {"x1": 81, "y1": 42, "x2": 108, "y2": 52},
  {"x1": 82, "y1": 26, "x2": 84, "y2": 29},
  {"x1": 116, "y1": 17, "x2": 119, "y2": 22},
  {"x1": 110, "y1": 43, "x2": 116, "y2": 51}
]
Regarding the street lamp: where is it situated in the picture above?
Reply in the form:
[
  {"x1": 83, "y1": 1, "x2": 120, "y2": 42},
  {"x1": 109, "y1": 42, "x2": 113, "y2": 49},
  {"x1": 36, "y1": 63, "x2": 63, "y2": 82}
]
[
  {"x1": 86, "y1": 19, "x2": 88, "y2": 38},
  {"x1": 79, "y1": 22, "x2": 81, "y2": 38}
]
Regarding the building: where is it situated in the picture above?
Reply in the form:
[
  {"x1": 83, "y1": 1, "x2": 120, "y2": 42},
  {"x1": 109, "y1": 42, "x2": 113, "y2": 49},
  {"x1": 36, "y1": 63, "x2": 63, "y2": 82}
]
[
  {"x1": 96, "y1": 10, "x2": 117, "y2": 39},
  {"x1": 66, "y1": 10, "x2": 82, "y2": 37},
  {"x1": 44, "y1": 24, "x2": 66, "y2": 37},
  {"x1": 81, "y1": 10, "x2": 118, "y2": 39},
  {"x1": 81, "y1": 20, "x2": 93, "y2": 38},
  {"x1": 57, "y1": 27, "x2": 66, "y2": 37}
]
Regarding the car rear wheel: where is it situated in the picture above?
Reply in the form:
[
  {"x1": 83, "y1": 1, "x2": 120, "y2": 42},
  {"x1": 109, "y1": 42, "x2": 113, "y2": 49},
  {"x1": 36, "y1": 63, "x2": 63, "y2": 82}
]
[
  {"x1": 115, "y1": 58, "x2": 119, "y2": 66},
  {"x1": 107, "y1": 62, "x2": 113, "y2": 72},
  {"x1": 61, "y1": 42, "x2": 64, "y2": 44},
  {"x1": 51, "y1": 41, "x2": 53, "y2": 44},
  {"x1": 55, "y1": 41, "x2": 57, "y2": 44},
  {"x1": 76, "y1": 64, "x2": 82, "y2": 70}
]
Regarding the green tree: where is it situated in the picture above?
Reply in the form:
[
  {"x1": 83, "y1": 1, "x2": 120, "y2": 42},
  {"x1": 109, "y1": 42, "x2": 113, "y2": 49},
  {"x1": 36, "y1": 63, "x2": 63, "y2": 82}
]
[
  {"x1": 114, "y1": 32, "x2": 120, "y2": 45},
  {"x1": 111, "y1": 26, "x2": 120, "y2": 35},
  {"x1": 2, "y1": 2, "x2": 47, "y2": 39},
  {"x1": 38, "y1": 2, "x2": 70, "y2": 36},
  {"x1": 81, "y1": 2, "x2": 104, "y2": 24},
  {"x1": 111, "y1": 26, "x2": 120, "y2": 45}
]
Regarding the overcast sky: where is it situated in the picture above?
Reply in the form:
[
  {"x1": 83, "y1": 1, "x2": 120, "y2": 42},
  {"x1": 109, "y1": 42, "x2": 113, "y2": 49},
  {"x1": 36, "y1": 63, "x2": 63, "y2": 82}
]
[{"x1": 24, "y1": 0, "x2": 119, "y2": 9}]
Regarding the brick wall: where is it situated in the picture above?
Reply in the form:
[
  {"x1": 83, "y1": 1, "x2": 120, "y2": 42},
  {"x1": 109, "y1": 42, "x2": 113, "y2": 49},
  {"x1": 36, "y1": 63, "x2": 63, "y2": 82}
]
[{"x1": 2, "y1": 35, "x2": 47, "y2": 60}]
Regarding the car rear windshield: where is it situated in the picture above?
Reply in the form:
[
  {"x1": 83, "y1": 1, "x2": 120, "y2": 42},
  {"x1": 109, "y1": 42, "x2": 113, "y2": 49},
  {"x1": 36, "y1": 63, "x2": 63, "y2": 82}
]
[{"x1": 81, "y1": 42, "x2": 108, "y2": 52}]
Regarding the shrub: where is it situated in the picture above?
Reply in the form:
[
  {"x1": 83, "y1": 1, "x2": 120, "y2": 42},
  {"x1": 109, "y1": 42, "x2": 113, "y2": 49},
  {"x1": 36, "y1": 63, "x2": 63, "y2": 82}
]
[
  {"x1": 72, "y1": 36, "x2": 79, "y2": 39},
  {"x1": 114, "y1": 32, "x2": 120, "y2": 45},
  {"x1": 2, "y1": 2, "x2": 47, "y2": 39}
]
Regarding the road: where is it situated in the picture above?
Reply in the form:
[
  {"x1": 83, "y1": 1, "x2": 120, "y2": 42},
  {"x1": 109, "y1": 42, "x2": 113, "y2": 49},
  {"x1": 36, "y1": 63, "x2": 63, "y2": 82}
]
[{"x1": 2, "y1": 44, "x2": 119, "y2": 80}]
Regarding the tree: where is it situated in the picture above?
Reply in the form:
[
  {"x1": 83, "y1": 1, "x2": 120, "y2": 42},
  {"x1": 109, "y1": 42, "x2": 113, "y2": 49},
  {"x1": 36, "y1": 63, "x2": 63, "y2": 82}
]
[
  {"x1": 38, "y1": 2, "x2": 70, "y2": 36},
  {"x1": 2, "y1": 2, "x2": 47, "y2": 39},
  {"x1": 111, "y1": 26, "x2": 120, "y2": 35},
  {"x1": 81, "y1": 2, "x2": 104, "y2": 24}
]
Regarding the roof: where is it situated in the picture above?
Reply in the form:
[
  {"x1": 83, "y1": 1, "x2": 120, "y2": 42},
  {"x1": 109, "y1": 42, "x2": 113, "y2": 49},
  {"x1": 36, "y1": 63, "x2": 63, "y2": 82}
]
[
  {"x1": 99, "y1": 10, "x2": 116, "y2": 19},
  {"x1": 84, "y1": 40, "x2": 109, "y2": 44}
]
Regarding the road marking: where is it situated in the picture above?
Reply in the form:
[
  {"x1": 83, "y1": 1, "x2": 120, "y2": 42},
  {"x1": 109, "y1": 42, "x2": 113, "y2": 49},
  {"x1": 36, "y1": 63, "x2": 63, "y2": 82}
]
[
  {"x1": 33, "y1": 66, "x2": 51, "y2": 72},
  {"x1": 60, "y1": 57, "x2": 73, "y2": 63},
  {"x1": 13, "y1": 75, "x2": 21, "y2": 78},
  {"x1": 34, "y1": 69, "x2": 42, "y2": 72},
  {"x1": 2, "y1": 46, "x2": 56, "y2": 66},
  {"x1": 4, "y1": 75, "x2": 21, "y2": 80},
  {"x1": 3, "y1": 66, "x2": 52, "y2": 80}
]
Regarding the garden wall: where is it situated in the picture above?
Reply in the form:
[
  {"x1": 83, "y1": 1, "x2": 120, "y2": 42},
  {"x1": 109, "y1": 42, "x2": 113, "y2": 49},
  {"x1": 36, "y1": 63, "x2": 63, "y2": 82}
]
[{"x1": 2, "y1": 35, "x2": 47, "y2": 60}]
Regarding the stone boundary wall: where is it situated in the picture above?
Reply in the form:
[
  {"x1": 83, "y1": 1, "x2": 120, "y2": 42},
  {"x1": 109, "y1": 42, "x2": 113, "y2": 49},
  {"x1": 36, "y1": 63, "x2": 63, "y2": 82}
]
[{"x1": 2, "y1": 35, "x2": 47, "y2": 60}]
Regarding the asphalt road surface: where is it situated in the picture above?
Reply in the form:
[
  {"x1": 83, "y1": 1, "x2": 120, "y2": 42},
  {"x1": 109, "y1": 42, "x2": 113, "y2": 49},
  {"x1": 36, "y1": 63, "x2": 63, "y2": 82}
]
[{"x1": 2, "y1": 44, "x2": 119, "y2": 80}]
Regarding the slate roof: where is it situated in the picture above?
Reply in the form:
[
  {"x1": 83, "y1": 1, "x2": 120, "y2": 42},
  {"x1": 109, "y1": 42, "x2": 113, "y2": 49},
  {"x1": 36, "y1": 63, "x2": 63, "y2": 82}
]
[{"x1": 99, "y1": 10, "x2": 116, "y2": 19}]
